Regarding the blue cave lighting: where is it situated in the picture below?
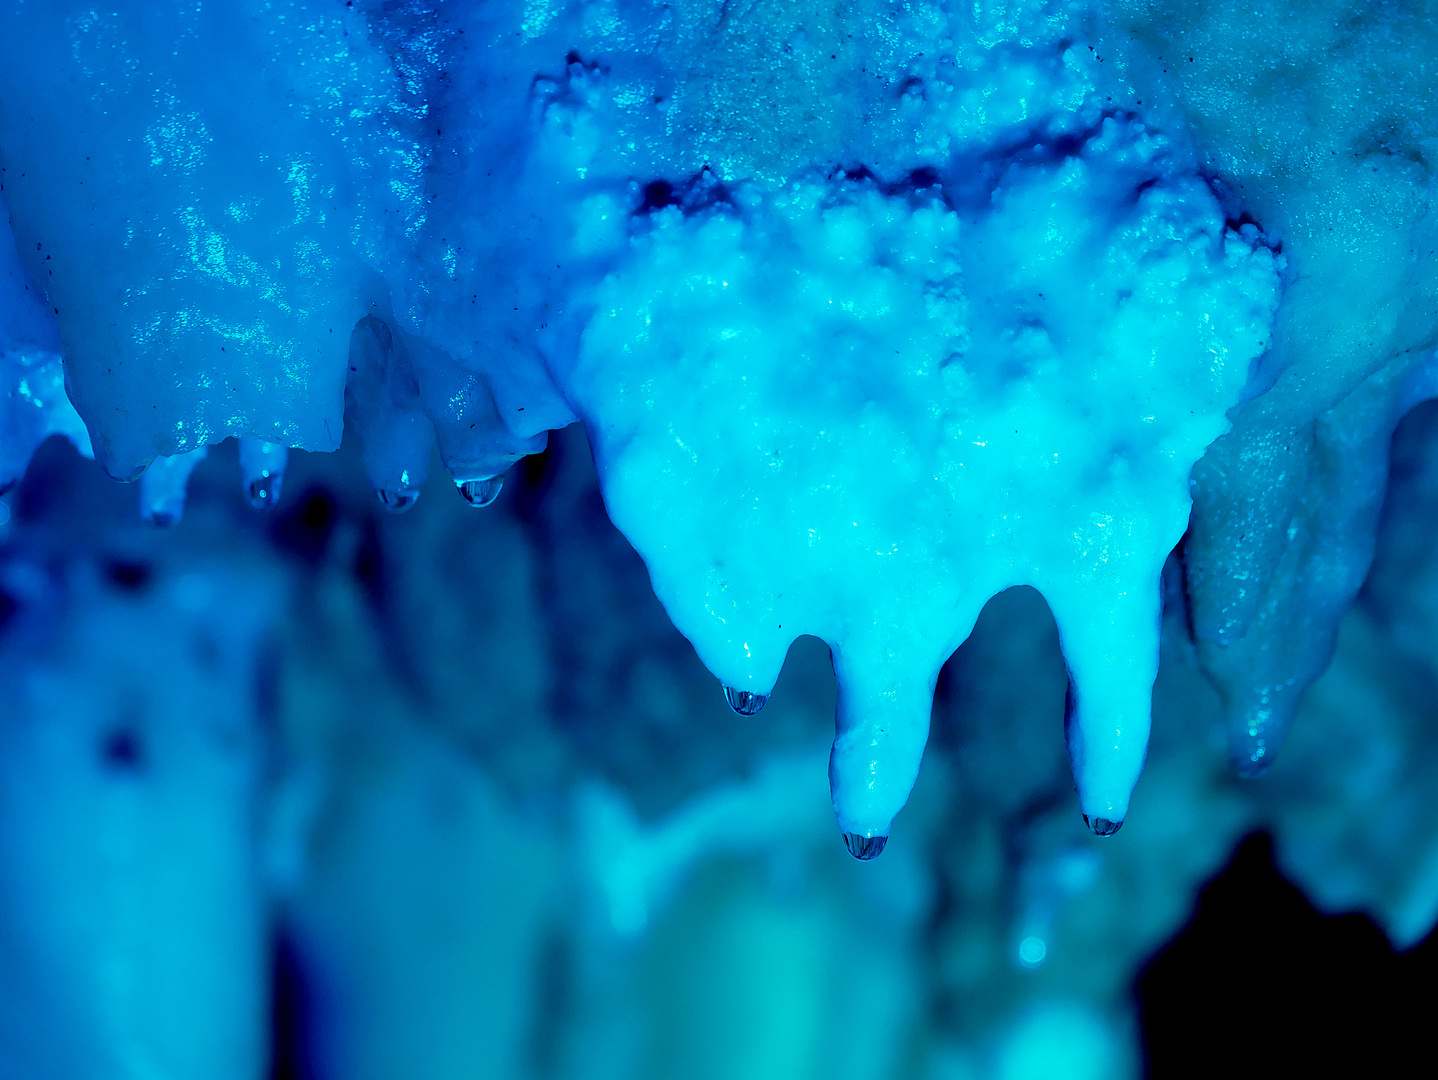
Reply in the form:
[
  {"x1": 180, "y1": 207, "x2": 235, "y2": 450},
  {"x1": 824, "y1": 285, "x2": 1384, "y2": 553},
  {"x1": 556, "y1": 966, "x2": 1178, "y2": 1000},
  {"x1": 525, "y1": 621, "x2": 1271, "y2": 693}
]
[{"x1": 2, "y1": 0, "x2": 1437, "y2": 1076}]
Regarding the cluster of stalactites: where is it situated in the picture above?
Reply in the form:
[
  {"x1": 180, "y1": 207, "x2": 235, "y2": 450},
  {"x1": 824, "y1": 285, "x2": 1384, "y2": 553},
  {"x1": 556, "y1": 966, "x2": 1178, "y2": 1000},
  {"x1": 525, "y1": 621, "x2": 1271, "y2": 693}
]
[
  {"x1": 0, "y1": 0, "x2": 567, "y2": 525},
  {"x1": 128, "y1": 312, "x2": 539, "y2": 529},
  {"x1": 3, "y1": 0, "x2": 1436, "y2": 862}
]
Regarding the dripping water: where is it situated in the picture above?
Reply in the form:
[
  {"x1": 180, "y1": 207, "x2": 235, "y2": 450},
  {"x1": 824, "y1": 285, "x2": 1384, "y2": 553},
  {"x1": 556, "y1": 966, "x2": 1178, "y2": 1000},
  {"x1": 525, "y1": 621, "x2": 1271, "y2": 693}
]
[
  {"x1": 843, "y1": 832, "x2": 888, "y2": 860},
  {"x1": 1083, "y1": 815, "x2": 1123, "y2": 837},
  {"x1": 375, "y1": 488, "x2": 418, "y2": 513},
  {"x1": 239, "y1": 440, "x2": 289, "y2": 512},
  {"x1": 723, "y1": 686, "x2": 769, "y2": 715},
  {"x1": 457, "y1": 477, "x2": 503, "y2": 508}
]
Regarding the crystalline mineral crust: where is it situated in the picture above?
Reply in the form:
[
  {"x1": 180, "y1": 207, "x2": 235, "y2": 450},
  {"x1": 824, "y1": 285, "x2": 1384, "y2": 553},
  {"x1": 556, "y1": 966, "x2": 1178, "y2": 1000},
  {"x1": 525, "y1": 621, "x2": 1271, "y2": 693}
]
[{"x1": 568, "y1": 135, "x2": 1280, "y2": 836}]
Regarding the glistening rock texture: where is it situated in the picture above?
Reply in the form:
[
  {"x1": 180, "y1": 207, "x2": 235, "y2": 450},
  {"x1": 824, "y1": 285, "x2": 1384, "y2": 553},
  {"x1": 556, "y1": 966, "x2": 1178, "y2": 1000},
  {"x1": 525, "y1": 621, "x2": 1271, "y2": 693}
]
[{"x1": 1, "y1": 15, "x2": 1436, "y2": 1044}]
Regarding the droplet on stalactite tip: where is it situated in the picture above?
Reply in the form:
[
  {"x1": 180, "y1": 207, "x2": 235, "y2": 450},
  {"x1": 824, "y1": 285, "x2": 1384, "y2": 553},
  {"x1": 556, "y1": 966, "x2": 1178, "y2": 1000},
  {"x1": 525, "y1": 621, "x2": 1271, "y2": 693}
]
[
  {"x1": 457, "y1": 477, "x2": 503, "y2": 508},
  {"x1": 1234, "y1": 755, "x2": 1271, "y2": 779},
  {"x1": 1083, "y1": 814, "x2": 1123, "y2": 837},
  {"x1": 376, "y1": 488, "x2": 419, "y2": 513},
  {"x1": 1231, "y1": 731, "x2": 1273, "y2": 779},
  {"x1": 247, "y1": 476, "x2": 280, "y2": 511},
  {"x1": 239, "y1": 441, "x2": 288, "y2": 512},
  {"x1": 842, "y1": 832, "x2": 888, "y2": 860},
  {"x1": 723, "y1": 686, "x2": 769, "y2": 715}
]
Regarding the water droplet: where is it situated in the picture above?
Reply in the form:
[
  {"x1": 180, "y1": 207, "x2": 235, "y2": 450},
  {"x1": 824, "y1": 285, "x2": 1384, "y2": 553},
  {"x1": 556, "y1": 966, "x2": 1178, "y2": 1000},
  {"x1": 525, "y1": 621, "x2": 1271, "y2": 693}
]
[
  {"x1": 376, "y1": 488, "x2": 418, "y2": 513},
  {"x1": 842, "y1": 832, "x2": 888, "y2": 860},
  {"x1": 239, "y1": 440, "x2": 289, "y2": 511},
  {"x1": 140, "y1": 447, "x2": 208, "y2": 527},
  {"x1": 724, "y1": 686, "x2": 769, "y2": 715},
  {"x1": 248, "y1": 475, "x2": 281, "y2": 510},
  {"x1": 1230, "y1": 726, "x2": 1273, "y2": 778},
  {"x1": 1018, "y1": 936, "x2": 1047, "y2": 967},
  {"x1": 457, "y1": 477, "x2": 503, "y2": 507},
  {"x1": 108, "y1": 461, "x2": 149, "y2": 483},
  {"x1": 1082, "y1": 815, "x2": 1123, "y2": 837}
]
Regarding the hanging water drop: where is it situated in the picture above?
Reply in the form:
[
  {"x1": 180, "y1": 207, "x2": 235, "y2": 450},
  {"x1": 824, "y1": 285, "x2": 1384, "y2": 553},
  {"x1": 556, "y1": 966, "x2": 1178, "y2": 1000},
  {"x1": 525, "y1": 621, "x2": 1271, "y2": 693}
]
[
  {"x1": 346, "y1": 317, "x2": 435, "y2": 510},
  {"x1": 139, "y1": 446, "x2": 208, "y2": 527},
  {"x1": 238, "y1": 439, "x2": 288, "y2": 511},
  {"x1": 723, "y1": 686, "x2": 769, "y2": 715},
  {"x1": 375, "y1": 487, "x2": 419, "y2": 513},
  {"x1": 1226, "y1": 697, "x2": 1290, "y2": 779},
  {"x1": 1051, "y1": 583, "x2": 1156, "y2": 833},
  {"x1": 842, "y1": 832, "x2": 888, "y2": 861},
  {"x1": 248, "y1": 475, "x2": 279, "y2": 509},
  {"x1": 828, "y1": 664, "x2": 934, "y2": 847},
  {"x1": 1082, "y1": 815, "x2": 1123, "y2": 837},
  {"x1": 1232, "y1": 725, "x2": 1272, "y2": 779},
  {"x1": 457, "y1": 477, "x2": 503, "y2": 508},
  {"x1": 1018, "y1": 936, "x2": 1048, "y2": 967}
]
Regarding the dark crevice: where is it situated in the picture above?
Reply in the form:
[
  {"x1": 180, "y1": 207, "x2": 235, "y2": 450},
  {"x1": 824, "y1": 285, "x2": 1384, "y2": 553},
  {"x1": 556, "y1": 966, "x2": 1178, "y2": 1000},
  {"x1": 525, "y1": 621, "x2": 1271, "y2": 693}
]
[
  {"x1": 271, "y1": 487, "x2": 337, "y2": 567},
  {"x1": 269, "y1": 934, "x2": 315, "y2": 1080}
]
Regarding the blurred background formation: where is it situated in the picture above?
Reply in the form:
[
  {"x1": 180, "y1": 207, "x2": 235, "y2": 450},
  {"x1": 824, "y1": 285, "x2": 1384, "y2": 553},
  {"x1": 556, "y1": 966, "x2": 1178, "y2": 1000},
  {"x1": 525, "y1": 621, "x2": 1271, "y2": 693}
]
[{"x1": 2, "y1": 417, "x2": 1438, "y2": 1079}]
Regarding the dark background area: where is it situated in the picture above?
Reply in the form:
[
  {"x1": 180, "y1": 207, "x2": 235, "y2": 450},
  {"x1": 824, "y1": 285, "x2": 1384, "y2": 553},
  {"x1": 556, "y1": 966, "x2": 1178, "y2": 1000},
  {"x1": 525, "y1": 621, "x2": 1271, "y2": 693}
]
[{"x1": 1140, "y1": 831, "x2": 1438, "y2": 1077}]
